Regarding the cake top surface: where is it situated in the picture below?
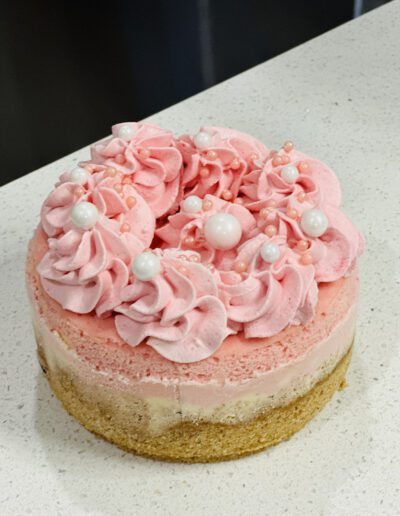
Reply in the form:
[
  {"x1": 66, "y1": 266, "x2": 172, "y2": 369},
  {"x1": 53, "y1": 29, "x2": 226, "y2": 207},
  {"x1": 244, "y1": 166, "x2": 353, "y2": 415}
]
[{"x1": 36, "y1": 122, "x2": 364, "y2": 363}]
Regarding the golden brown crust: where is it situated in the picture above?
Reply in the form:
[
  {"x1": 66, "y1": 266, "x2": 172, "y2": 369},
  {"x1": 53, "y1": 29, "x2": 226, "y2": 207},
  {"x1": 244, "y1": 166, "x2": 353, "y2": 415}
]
[{"x1": 37, "y1": 338, "x2": 352, "y2": 463}]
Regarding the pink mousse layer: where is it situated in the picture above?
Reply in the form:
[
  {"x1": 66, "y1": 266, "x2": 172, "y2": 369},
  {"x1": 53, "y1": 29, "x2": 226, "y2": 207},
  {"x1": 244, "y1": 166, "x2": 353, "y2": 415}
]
[{"x1": 27, "y1": 227, "x2": 358, "y2": 405}]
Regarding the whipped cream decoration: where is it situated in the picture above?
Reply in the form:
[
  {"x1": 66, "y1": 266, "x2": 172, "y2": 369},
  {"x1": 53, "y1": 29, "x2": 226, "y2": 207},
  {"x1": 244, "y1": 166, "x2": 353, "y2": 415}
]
[
  {"x1": 37, "y1": 124, "x2": 364, "y2": 363},
  {"x1": 38, "y1": 173, "x2": 155, "y2": 316},
  {"x1": 177, "y1": 126, "x2": 269, "y2": 201},
  {"x1": 90, "y1": 122, "x2": 183, "y2": 217},
  {"x1": 115, "y1": 249, "x2": 230, "y2": 363},
  {"x1": 218, "y1": 234, "x2": 318, "y2": 338},
  {"x1": 157, "y1": 194, "x2": 256, "y2": 265}
]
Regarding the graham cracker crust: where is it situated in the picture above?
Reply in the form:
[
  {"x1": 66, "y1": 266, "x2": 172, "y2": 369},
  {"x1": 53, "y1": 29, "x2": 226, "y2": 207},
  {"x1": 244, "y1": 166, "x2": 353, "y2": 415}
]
[{"x1": 36, "y1": 340, "x2": 352, "y2": 463}]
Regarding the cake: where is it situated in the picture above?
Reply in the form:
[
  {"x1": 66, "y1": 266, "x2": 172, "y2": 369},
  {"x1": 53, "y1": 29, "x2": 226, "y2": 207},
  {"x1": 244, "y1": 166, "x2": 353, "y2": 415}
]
[{"x1": 26, "y1": 122, "x2": 364, "y2": 462}]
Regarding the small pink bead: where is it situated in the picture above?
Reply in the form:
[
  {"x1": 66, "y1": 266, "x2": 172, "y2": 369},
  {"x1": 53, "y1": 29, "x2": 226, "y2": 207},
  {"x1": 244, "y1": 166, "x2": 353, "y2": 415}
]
[
  {"x1": 105, "y1": 167, "x2": 117, "y2": 178},
  {"x1": 206, "y1": 150, "x2": 217, "y2": 161},
  {"x1": 272, "y1": 156, "x2": 283, "y2": 167},
  {"x1": 259, "y1": 208, "x2": 271, "y2": 219},
  {"x1": 120, "y1": 223, "x2": 131, "y2": 233},
  {"x1": 139, "y1": 148, "x2": 151, "y2": 159},
  {"x1": 184, "y1": 236, "x2": 195, "y2": 247},
  {"x1": 202, "y1": 199, "x2": 213, "y2": 211},
  {"x1": 207, "y1": 263, "x2": 215, "y2": 272},
  {"x1": 286, "y1": 208, "x2": 298, "y2": 219},
  {"x1": 234, "y1": 197, "x2": 244, "y2": 205},
  {"x1": 297, "y1": 239, "x2": 309, "y2": 251},
  {"x1": 199, "y1": 167, "x2": 210, "y2": 178},
  {"x1": 178, "y1": 265, "x2": 188, "y2": 275},
  {"x1": 283, "y1": 140, "x2": 294, "y2": 153},
  {"x1": 298, "y1": 161, "x2": 309, "y2": 173},
  {"x1": 189, "y1": 255, "x2": 200, "y2": 263},
  {"x1": 248, "y1": 153, "x2": 259, "y2": 163},
  {"x1": 114, "y1": 184, "x2": 123, "y2": 193},
  {"x1": 115, "y1": 154, "x2": 126, "y2": 165},
  {"x1": 230, "y1": 158, "x2": 240, "y2": 170},
  {"x1": 301, "y1": 253, "x2": 313, "y2": 265},
  {"x1": 281, "y1": 154, "x2": 290, "y2": 165},
  {"x1": 297, "y1": 191, "x2": 307, "y2": 203},
  {"x1": 75, "y1": 186, "x2": 85, "y2": 197},
  {"x1": 222, "y1": 190, "x2": 233, "y2": 201},
  {"x1": 264, "y1": 225, "x2": 277, "y2": 237},
  {"x1": 122, "y1": 176, "x2": 132, "y2": 184},
  {"x1": 234, "y1": 261, "x2": 247, "y2": 273},
  {"x1": 266, "y1": 199, "x2": 277, "y2": 208},
  {"x1": 126, "y1": 196, "x2": 137, "y2": 209}
]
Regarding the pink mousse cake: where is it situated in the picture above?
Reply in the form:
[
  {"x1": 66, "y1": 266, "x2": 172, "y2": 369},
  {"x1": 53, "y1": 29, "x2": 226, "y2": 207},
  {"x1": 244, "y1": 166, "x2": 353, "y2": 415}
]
[{"x1": 26, "y1": 122, "x2": 364, "y2": 462}]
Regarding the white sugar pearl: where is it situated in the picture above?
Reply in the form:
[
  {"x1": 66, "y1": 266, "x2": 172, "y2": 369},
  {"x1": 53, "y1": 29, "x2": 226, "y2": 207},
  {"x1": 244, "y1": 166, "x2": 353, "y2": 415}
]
[
  {"x1": 281, "y1": 165, "x2": 299, "y2": 183},
  {"x1": 193, "y1": 130, "x2": 211, "y2": 149},
  {"x1": 300, "y1": 208, "x2": 328, "y2": 237},
  {"x1": 132, "y1": 252, "x2": 161, "y2": 281},
  {"x1": 71, "y1": 202, "x2": 99, "y2": 230},
  {"x1": 117, "y1": 124, "x2": 135, "y2": 141},
  {"x1": 182, "y1": 195, "x2": 202, "y2": 213},
  {"x1": 69, "y1": 166, "x2": 89, "y2": 185},
  {"x1": 204, "y1": 213, "x2": 242, "y2": 250},
  {"x1": 260, "y1": 242, "x2": 280, "y2": 263}
]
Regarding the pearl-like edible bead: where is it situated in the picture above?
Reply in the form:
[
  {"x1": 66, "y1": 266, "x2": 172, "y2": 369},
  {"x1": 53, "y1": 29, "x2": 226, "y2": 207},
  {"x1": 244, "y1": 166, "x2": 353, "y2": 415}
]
[
  {"x1": 281, "y1": 165, "x2": 299, "y2": 183},
  {"x1": 199, "y1": 167, "x2": 210, "y2": 178},
  {"x1": 206, "y1": 150, "x2": 217, "y2": 161},
  {"x1": 182, "y1": 195, "x2": 202, "y2": 213},
  {"x1": 193, "y1": 131, "x2": 212, "y2": 149},
  {"x1": 234, "y1": 260, "x2": 247, "y2": 273},
  {"x1": 126, "y1": 196, "x2": 137, "y2": 209},
  {"x1": 260, "y1": 242, "x2": 281, "y2": 263},
  {"x1": 204, "y1": 213, "x2": 242, "y2": 250},
  {"x1": 264, "y1": 225, "x2": 277, "y2": 237},
  {"x1": 221, "y1": 190, "x2": 233, "y2": 201},
  {"x1": 230, "y1": 158, "x2": 240, "y2": 170},
  {"x1": 115, "y1": 154, "x2": 126, "y2": 164},
  {"x1": 69, "y1": 166, "x2": 89, "y2": 185},
  {"x1": 117, "y1": 124, "x2": 134, "y2": 141},
  {"x1": 202, "y1": 199, "x2": 213, "y2": 211},
  {"x1": 132, "y1": 252, "x2": 161, "y2": 281},
  {"x1": 71, "y1": 201, "x2": 99, "y2": 230},
  {"x1": 300, "y1": 208, "x2": 328, "y2": 237}
]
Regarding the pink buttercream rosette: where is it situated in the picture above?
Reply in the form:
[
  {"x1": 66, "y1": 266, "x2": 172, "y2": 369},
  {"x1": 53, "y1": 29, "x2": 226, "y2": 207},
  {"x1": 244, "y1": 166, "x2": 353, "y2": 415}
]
[
  {"x1": 38, "y1": 174, "x2": 155, "y2": 316},
  {"x1": 89, "y1": 122, "x2": 182, "y2": 217},
  {"x1": 36, "y1": 122, "x2": 364, "y2": 363},
  {"x1": 115, "y1": 249, "x2": 231, "y2": 363},
  {"x1": 177, "y1": 126, "x2": 269, "y2": 200}
]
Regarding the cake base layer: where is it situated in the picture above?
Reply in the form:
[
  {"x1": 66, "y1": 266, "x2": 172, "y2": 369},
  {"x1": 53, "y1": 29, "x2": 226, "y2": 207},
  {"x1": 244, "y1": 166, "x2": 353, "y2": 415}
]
[{"x1": 36, "y1": 338, "x2": 353, "y2": 463}]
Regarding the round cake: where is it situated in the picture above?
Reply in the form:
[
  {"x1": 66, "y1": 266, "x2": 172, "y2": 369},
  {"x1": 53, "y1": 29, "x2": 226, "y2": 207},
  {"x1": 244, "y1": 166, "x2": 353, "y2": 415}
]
[{"x1": 26, "y1": 122, "x2": 364, "y2": 462}]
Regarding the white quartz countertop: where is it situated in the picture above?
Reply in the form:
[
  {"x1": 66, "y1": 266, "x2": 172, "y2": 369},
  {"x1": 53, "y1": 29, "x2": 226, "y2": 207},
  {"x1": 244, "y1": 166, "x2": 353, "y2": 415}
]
[{"x1": 1, "y1": 2, "x2": 400, "y2": 515}]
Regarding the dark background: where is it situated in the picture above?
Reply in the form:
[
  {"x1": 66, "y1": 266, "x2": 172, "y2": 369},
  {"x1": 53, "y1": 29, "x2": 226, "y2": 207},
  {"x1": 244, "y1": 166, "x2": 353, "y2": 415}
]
[{"x1": 0, "y1": 0, "x2": 389, "y2": 185}]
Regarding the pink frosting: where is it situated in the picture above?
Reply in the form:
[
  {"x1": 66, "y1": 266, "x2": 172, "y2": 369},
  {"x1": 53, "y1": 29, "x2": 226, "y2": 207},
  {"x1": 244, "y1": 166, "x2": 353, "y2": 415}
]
[
  {"x1": 38, "y1": 176, "x2": 155, "y2": 316},
  {"x1": 36, "y1": 122, "x2": 364, "y2": 363},
  {"x1": 177, "y1": 126, "x2": 269, "y2": 199},
  {"x1": 156, "y1": 194, "x2": 256, "y2": 266},
  {"x1": 115, "y1": 249, "x2": 230, "y2": 363},
  {"x1": 90, "y1": 122, "x2": 182, "y2": 217},
  {"x1": 219, "y1": 233, "x2": 318, "y2": 338}
]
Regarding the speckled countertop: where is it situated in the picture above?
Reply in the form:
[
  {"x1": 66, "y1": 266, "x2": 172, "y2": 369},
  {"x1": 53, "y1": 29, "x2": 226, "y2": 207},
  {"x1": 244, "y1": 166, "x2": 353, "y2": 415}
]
[{"x1": 1, "y1": 2, "x2": 400, "y2": 515}]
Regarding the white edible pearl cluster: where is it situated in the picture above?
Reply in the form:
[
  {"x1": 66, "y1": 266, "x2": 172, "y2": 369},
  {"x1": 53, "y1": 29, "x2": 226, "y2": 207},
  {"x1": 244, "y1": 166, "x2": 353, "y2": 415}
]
[
  {"x1": 204, "y1": 213, "x2": 242, "y2": 250},
  {"x1": 300, "y1": 208, "x2": 328, "y2": 237},
  {"x1": 260, "y1": 242, "x2": 281, "y2": 263},
  {"x1": 193, "y1": 130, "x2": 211, "y2": 149},
  {"x1": 132, "y1": 252, "x2": 161, "y2": 281},
  {"x1": 281, "y1": 165, "x2": 299, "y2": 183},
  {"x1": 69, "y1": 166, "x2": 89, "y2": 185},
  {"x1": 71, "y1": 201, "x2": 99, "y2": 229},
  {"x1": 117, "y1": 124, "x2": 135, "y2": 141},
  {"x1": 182, "y1": 195, "x2": 202, "y2": 213}
]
